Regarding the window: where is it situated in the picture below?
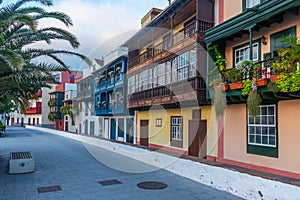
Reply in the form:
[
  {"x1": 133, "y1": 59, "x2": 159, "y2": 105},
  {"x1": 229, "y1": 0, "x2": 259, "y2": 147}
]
[
  {"x1": 135, "y1": 74, "x2": 139, "y2": 92},
  {"x1": 166, "y1": 61, "x2": 171, "y2": 84},
  {"x1": 177, "y1": 52, "x2": 189, "y2": 81},
  {"x1": 170, "y1": 116, "x2": 183, "y2": 148},
  {"x1": 234, "y1": 42, "x2": 259, "y2": 66},
  {"x1": 172, "y1": 59, "x2": 177, "y2": 82},
  {"x1": 243, "y1": 0, "x2": 265, "y2": 10},
  {"x1": 271, "y1": 26, "x2": 296, "y2": 52},
  {"x1": 140, "y1": 70, "x2": 148, "y2": 91},
  {"x1": 156, "y1": 118, "x2": 162, "y2": 127},
  {"x1": 162, "y1": 33, "x2": 171, "y2": 50},
  {"x1": 247, "y1": 104, "x2": 278, "y2": 158},
  {"x1": 189, "y1": 50, "x2": 196, "y2": 77},
  {"x1": 85, "y1": 103, "x2": 88, "y2": 116},
  {"x1": 154, "y1": 63, "x2": 165, "y2": 87}
]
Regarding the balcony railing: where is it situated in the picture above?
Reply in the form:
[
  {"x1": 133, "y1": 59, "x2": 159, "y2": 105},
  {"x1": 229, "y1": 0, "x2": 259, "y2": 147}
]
[
  {"x1": 128, "y1": 20, "x2": 214, "y2": 69},
  {"x1": 128, "y1": 77, "x2": 207, "y2": 108}
]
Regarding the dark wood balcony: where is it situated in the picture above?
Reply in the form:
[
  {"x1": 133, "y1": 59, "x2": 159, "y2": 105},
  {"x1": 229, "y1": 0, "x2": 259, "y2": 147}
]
[
  {"x1": 127, "y1": 76, "x2": 207, "y2": 109},
  {"x1": 128, "y1": 20, "x2": 214, "y2": 71}
]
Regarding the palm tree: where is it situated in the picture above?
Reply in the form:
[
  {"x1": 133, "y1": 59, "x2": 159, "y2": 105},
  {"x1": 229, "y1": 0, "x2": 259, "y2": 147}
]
[{"x1": 0, "y1": 0, "x2": 92, "y2": 112}]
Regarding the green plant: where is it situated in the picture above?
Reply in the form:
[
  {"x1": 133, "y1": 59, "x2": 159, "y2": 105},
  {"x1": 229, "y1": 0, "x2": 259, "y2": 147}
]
[
  {"x1": 60, "y1": 105, "x2": 72, "y2": 115},
  {"x1": 224, "y1": 68, "x2": 242, "y2": 83},
  {"x1": 242, "y1": 79, "x2": 252, "y2": 96},
  {"x1": 213, "y1": 85, "x2": 227, "y2": 116},
  {"x1": 0, "y1": 120, "x2": 6, "y2": 131},
  {"x1": 48, "y1": 100, "x2": 56, "y2": 107},
  {"x1": 236, "y1": 60, "x2": 256, "y2": 79},
  {"x1": 247, "y1": 90, "x2": 262, "y2": 117},
  {"x1": 288, "y1": 71, "x2": 300, "y2": 92},
  {"x1": 208, "y1": 45, "x2": 227, "y2": 74},
  {"x1": 48, "y1": 113, "x2": 56, "y2": 121},
  {"x1": 267, "y1": 82, "x2": 280, "y2": 93}
]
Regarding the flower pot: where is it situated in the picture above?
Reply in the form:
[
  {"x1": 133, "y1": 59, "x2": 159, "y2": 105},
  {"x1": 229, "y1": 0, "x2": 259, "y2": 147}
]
[
  {"x1": 256, "y1": 78, "x2": 268, "y2": 87},
  {"x1": 214, "y1": 84, "x2": 228, "y2": 91},
  {"x1": 270, "y1": 75, "x2": 279, "y2": 83},
  {"x1": 229, "y1": 82, "x2": 243, "y2": 90}
]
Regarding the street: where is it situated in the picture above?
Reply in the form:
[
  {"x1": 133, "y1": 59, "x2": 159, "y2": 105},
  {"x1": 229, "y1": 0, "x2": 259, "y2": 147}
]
[{"x1": 0, "y1": 127, "x2": 242, "y2": 200}]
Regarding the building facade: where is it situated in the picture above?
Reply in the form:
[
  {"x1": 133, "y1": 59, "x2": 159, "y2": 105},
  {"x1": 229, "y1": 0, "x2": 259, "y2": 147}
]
[
  {"x1": 94, "y1": 48, "x2": 135, "y2": 143},
  {"x1": 205, "y1": 0, "x2": 300, "y2": 178},
  {"x1": 124, "y1": 0, "x2": 214, "y2": 157}
]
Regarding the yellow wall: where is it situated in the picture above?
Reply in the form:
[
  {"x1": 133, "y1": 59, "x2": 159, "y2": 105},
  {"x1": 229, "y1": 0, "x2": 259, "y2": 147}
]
[
  {"x1": 137, "y1": 106, "x2": 217, "y2": 156},
  {"x1": 224, "y1": 101, "x2": 300, "y2": 174},
  {"x1": 224, "y1": 0, "x2": 242, "y2": 22},
  {"x1": 225, "y1": 14, "x2": 300, "y2": 68}
]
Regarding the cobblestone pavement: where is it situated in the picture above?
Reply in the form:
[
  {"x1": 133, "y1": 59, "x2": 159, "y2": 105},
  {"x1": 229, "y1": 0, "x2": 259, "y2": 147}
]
[{"x1": 0, "y1": 127, "x2": 243, "y2": 200}]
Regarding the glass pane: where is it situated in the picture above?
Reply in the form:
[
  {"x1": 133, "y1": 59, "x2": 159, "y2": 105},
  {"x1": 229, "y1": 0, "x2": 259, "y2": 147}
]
[
  {"x1": 262, "y1": 127, "x2": 268, "y2": 135},
  {"x1": 249, "y1": 116, "x2": 254, "y2": 124},
  {"x1": 256, "y1": 127, "x2": 261, "y2": 135},
  {"x1": 268, "y1": 106, "x2": 274, "y2": 115},
  {"x1": 261, "y1": 107, "x2": 267, "y2": 115},
  {"x1": 262, "y1": 136, "x2": 268, "y2": 145},
  {"x1": 269, "y1": 127, "x2": 276, "y2": 135},
  {"x1": 268, "y1": 116, "x2": 275, "y2": 125},
  {"x1": 249, "y1": 135, "x2": 255, "y2": 143},
  {"x1": 261, "y1": 116, "x2": 267, "y2": 125},
  {"x1": 269, "y1": 137, "x2": 276, "y2": 146},
  {"x1": 249, "y1": 126, "x2": 255, "y2": 134},
  {"x1": 256, "y1": 135, "x2": 261, "y2": 144},
  {"x1": 255, "y1": 116, "x2": 260, "y2": 124}
]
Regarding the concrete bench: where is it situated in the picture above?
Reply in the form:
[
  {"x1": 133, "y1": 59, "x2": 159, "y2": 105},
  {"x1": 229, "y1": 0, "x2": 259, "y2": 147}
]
[{"x1": 9, "y1": 152, "x2": 35, "y2": 174}]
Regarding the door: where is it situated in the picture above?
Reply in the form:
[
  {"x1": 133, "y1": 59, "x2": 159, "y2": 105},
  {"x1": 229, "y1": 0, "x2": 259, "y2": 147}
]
[
  {"x1": 188, "y1": 120, "x2": 207, "y2": 158},
  {"x1": 117, "y1": 118, "x2": 125, "y2": 142},
  {"x1": 33, "y1": 118, "x2": 35, "y2": 126},
  {"x1": 28, "y1": 118, "x2": 31, "y2": 125},
  {"x1": 11, "y1": 118, "x2": 14, "y2": 126},
  {"x1": 126, "y1": 118, "x2": 134, "y2": 143},
  {"x1": 90, "y1": 121, "x2": 95, "y2": 136},
  {"x1": 65, "y1": 121, "x2": 68, "y2": 132},
  {"x1": 110, "y1": 118, "x2": 116, "y2": 140},
  {"x1": 104, "y1": 118, "x2": 109, "y2": 139},
  {"x1": 140, "y1": 120, "x2": 149, "y2": 147},
  {"x1": 21, "y1": 118, "x2": 24, "y2": 127}
]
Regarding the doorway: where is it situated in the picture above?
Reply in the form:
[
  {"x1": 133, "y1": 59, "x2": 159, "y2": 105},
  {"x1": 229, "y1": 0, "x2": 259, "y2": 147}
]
[
  {"x1": 104, "y1": 118, "x2": 109, "y2": 139},
  {"x1": 140, "y1": 120, "x2": 149, "y2": 147},
  {"x1": 188, "y1": 120, "x2": 207, "y2": 158}
]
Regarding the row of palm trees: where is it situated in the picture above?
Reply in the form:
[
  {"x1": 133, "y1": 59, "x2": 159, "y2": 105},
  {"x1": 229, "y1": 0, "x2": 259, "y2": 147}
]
[{"x1": 0, "y1": 0, "x2": 91, "y2": 114}]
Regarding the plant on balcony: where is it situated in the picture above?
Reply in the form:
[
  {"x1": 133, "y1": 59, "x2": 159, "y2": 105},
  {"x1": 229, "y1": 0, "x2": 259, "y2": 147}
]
[
  {"x1": 60, "y1": 105, "x2": 72, "y2": 115},
  {"x1": 116, "y1": 67, "x2": 121, "y2": 72},
  {"x1": 95, "y1": 77, "x2": 100, "y2": 83},
  {"x1": 108, "y1": 71, "x2": 114, "y2": 77},
  {"x1": 208, "y1": 45, "x2": 227, "y2": 77},
  {"x1": 48, "y1": 113, "x2": 56, "y2": 121},
  {"x1": 247, "y1": 89, "x2": 262, "y2": 117},
  {"x1": 241, "y1": 79, "x2": 252, "y2": 96},
  {"x1": 213, "y1": 85, "x2": 227, "y2": 116},
  {"x1": 102, "y1": 101, "x2": 107, "y2": 107},
  {"x1": 100, "y1": 75, "x2": 106, "y2": 80},
  {"x1": 97, "y1": 102, "x2": 101, "y2": 108},
  {"x1": 48, "y1": 100, "x2": 56, "y2": 107},
  {"x1": 236, "y1": 60, "x2": 256, "y2": 80},
  {"x1": 275, "y1": 71, "x2": 300, "y2": 93},
  {"x1": 119, "y1": 97, "x2": 124, "y2": 104},
  {"x1": 224, "y1": 67, "x2": 242, "y2": 83}
]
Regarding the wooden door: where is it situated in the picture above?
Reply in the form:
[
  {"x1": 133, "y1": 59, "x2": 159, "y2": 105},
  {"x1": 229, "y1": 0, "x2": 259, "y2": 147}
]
[
  {"x1": 65, "y1": 121, "x2": 68, "y2": 132},
  {"x1": 188, "y1": 120, "x2": 207, "y2": 158},
  {"x1": 140, "y1": 120, "x2": 149, "y2": 147}
]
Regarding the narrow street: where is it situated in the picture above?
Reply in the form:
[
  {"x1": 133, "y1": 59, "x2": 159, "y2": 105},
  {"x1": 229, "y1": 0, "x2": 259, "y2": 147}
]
[{"x1": 0, "y1": 127, "x2": 242, "y2": 200}]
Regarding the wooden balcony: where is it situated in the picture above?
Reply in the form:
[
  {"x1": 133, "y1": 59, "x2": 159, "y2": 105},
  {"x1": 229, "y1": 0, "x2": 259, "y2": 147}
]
[
  {"x1": 128, "y1": 20, "x2": 214, "y2": 71},
  {"x1": 127, "y1": 76, "x2": 207, "y2": 109}
]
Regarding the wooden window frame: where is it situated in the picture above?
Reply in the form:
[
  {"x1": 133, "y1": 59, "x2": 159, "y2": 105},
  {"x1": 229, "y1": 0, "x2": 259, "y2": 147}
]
[{"x1": 170, "y1": 116, "x2": 183, "y2": 148}]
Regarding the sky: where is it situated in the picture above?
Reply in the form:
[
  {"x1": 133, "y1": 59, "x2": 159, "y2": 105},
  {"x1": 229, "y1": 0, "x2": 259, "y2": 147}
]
[{"x1": 5, "y1": 0, "x2": 169, "y2": 70}]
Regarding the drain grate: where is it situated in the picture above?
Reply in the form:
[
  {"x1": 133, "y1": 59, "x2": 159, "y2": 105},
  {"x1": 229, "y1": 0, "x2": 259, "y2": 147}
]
[
  {"x1": 37, "y1": 185, "x2": 62, "y2": 193},
  {"x1": 98, "y1": 179, "x2": 122, "y2": 186},
  {"x1": 137, "y1": 181, "x2": 168, "y2": 190},
  {"x1": 11, "y1": 152, "x2": 32, "y2": 160}
]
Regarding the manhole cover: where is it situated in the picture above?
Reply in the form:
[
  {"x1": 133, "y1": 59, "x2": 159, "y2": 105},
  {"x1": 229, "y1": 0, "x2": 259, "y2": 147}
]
[
  {"x1": 98, "y1": 179, "x2": 122, "y2": 186},
  {"x1": 37, "y1": 185, "x2": 61, "y2": 193},
  {"x1": 137, "y1": 181, "x2": 168, "y2": 190}
]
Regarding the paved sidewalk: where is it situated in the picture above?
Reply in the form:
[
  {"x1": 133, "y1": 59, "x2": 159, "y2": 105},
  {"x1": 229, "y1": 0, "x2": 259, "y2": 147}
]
[{"x1": 0, "y1": 127, "x2": 242, "y2": 200}]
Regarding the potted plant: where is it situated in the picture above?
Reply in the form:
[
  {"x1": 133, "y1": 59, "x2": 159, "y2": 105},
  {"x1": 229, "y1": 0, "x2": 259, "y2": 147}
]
[
  {"x1": 108, "y1": 71, "x2": 114, "y2": 78},
  {"x1": 116, "y1": 67, "x2": 121, "y2": 72},
  {"x1": 211, "y1": 78, "x2": 228, "y2": 91},
  {"x1": 95, "y1": 77, "x2": 100, "y2": 83},
  {"x1": 120, "y1": 97, "x2": 124, "y2": 104},
  {"x1": 102, "y1": 101, "x2": 107, "y2": 107},
  {"x1": 100, "y1": 75, "x2": 106, "y2": 80},
  {"x1": 97, "y1": 102, "x2": 101, "y2": 108}
]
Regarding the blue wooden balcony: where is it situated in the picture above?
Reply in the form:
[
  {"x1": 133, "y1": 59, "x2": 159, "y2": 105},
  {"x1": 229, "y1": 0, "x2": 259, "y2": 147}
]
[{"x1": 95, "y1": 103, "x2": 113, "y2": 116}]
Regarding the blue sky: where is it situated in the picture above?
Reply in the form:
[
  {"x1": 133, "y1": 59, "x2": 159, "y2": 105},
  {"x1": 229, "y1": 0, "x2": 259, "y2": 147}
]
[{"x1": 5, "y1": 0, "x2": 169, "y2": 70}]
